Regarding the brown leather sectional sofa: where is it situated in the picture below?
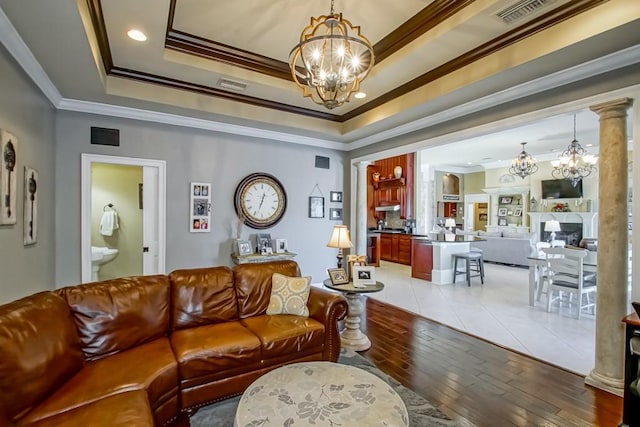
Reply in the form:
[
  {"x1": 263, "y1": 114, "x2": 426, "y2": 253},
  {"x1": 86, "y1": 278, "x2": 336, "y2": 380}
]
[{"x1": 0, "y1": 261, "x2": 348, "y2": 426}]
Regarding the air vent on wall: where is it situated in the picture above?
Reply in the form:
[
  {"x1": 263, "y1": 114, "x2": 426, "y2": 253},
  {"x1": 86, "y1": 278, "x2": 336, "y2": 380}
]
[
  {"x1": 496, "y1": 0, "x2": 555, "y2": 24},
  {"x1": 217, "y1": 78, "x2": 247, "y2": 92}
]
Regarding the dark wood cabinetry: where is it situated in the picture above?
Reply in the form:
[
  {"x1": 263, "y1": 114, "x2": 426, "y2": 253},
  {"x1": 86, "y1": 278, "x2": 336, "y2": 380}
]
[
  {"x1": 622, "y1": 313, "x2": 640, "y2": 426},
  {"x1": 366, "y1": 234, "x2": 380, "y2": 267},
  {"x1": 411, "y1": 239, "x2": 433, "y2": 281},
  {"x1": 368, "y1": 153, "x2": 414, "y2": 225},
  {"x1": 379, "y1": 233, "x2": 412, "y2": 265}
]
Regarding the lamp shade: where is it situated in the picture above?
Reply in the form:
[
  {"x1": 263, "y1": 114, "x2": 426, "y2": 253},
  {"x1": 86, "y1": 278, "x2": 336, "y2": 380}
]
[
  {"x1": 544, "y1": 220, "x2": 561, "y2": 232},
  {"x1": 327, "y1": 225, "x2": 353, "y2": 249},
  {"x1": 444, "y1": 218, "x2": 456, "y2": 228}
]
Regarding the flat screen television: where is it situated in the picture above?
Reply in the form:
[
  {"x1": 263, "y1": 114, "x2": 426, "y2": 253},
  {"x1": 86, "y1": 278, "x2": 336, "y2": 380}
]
[{"x1": 541, "y1": 179, "x2": 583, "y2": 199}]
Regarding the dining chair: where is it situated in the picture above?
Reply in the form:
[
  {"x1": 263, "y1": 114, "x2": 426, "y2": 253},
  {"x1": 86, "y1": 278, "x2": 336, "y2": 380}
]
[
  {"x1": 536, "y1": 244, "x2": 561, "y2": 302},
  {"x1": 543, "y1": 247, "x2": 596, "y2": 319}
]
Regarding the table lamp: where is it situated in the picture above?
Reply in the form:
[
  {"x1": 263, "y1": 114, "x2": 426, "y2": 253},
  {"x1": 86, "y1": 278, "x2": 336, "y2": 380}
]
[
  {"x1": 327, "y1": 225, "x2": 353, "y2": 269},
  {"x1": 544, "y1": 220, "x2": 561, "y2": 242},
  {"x1": 444, "y1": 218, "x2": 456, "y2": 241},
  {"x1": 444, "y1": 218, "x2": 456, "y2": 231}
]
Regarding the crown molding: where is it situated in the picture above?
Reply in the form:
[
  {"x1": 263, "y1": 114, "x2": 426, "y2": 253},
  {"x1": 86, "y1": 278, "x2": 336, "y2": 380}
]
[
  {"x1": 0, "y1": 7, "x2": 62, "y2": 106},
  {"x1": 57, "y1": 98, "x2": 346, "y2": 150},
  {"x1": 2, "y1": 2, "x2": 639, "y2": 154},
  {"x1": 348, "y1": 45, "x2": 640, "y2": 150}
]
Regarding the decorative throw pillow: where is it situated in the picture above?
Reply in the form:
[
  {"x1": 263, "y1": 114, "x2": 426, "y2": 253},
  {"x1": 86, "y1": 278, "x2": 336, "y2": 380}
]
[{"x1": 266, "y1": 273, "x2": 312, "y2": 317}]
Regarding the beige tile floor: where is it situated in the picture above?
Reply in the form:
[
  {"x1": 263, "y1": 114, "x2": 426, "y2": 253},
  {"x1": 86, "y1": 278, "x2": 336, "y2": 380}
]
[{"x1": 365, "y1": 261, "x2": 596, "y2": 376}]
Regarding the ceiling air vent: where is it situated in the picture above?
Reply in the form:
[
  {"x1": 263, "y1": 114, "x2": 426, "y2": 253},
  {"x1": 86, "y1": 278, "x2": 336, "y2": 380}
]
[
  {"x1": 217, "y1": 78, "x2": 247, "y2": 92},
  {"x1": 496, "y1": 0, "x2": 556, "y2": 24}
]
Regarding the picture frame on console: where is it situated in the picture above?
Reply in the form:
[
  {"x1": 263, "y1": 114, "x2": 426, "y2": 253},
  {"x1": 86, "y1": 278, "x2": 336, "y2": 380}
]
[
  {"x1": 353, "y1": 265, "x2": 376, "y2": 287},
  {"x1": 328, "y1": 267, "x2": 349, "y2": 285}
]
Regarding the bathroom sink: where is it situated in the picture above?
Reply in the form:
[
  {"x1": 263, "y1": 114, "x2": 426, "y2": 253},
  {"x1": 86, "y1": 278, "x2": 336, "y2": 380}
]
[{"x1": 91, "y1": 246, "x2": 119, "y2": 281}]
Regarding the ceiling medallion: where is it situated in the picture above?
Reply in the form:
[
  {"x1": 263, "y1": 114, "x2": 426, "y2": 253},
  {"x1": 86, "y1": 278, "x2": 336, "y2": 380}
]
[
  {"x1": 289, "y1": 0, "x2": 374, "y2": 110},
  {"x1": 509, "y1": 142, "x2": 538, "y2": 179},
  {"x1": 551, "y1": 114, "x2": 598, "y2": 187}
]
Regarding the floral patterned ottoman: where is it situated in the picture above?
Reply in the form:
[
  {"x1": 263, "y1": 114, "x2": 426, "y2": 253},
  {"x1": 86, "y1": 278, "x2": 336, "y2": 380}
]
[{"x1": 234, "y1": 361, "x2": 408, "y2": 426}]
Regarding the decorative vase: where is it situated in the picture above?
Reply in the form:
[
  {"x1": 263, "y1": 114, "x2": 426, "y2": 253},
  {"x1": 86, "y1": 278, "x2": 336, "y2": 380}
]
[
  {"x1": 372, "y1": 171, "x2": 380, "y2": 182},
  {"x1": 393, "y1": 166, "x2": 402, "y2": 179}
]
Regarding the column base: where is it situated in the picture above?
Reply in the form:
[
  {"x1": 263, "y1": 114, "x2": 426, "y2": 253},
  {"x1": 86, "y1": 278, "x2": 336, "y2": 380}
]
[
  {"x1": 340, "y1": 328, "x2": 371, "y2": 352},
  {"x1": 585, "y1": 369, "x2": 624, "y2": 397}
]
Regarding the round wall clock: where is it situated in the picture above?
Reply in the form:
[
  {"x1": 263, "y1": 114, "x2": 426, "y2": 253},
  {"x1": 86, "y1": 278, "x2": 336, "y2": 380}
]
[{"x1": 234, "y1": 173, "x2": 287, "y2": 229}]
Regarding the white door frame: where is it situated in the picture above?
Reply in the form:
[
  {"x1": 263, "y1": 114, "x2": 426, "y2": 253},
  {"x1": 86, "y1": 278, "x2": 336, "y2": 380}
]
[{"x1": 81, "y1": 154, "x2": 166, "y2": 283}]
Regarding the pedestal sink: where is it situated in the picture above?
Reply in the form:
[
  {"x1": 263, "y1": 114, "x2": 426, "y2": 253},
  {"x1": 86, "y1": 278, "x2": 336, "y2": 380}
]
[{"x1": 91, "y1": 246, "x2": 119, "y2": 281}]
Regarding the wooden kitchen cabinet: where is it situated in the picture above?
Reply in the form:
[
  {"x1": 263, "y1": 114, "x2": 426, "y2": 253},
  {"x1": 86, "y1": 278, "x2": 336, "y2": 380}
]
[
  {"x1": 397, "y1": 235, "x2": 412, "y2": 264},
  {"x1": 370, "y1": 153, "x2": 414, "y2": 221},
  {"x1": 411, "y1": 239, "x2": 433, "y2": 281},
  {"x1": 379, "y1": 233, "x2": 412, "y2": 265},
  {"x1": 380, "y1": 234, "x2": 392, "y2": 260}
]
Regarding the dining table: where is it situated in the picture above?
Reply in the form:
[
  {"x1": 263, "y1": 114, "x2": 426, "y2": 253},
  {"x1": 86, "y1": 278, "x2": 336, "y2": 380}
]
[{"x1": 527, "y1": 250, "x2": 597, "y2": 306}]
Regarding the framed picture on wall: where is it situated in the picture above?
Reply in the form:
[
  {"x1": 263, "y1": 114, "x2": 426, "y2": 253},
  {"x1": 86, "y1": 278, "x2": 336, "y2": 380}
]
[
  {"x1": 497, "y1": 207, "x2": 507, "y2": 216},
  {"x1": 309, "y1": 196, "x2": 324, "y2": 218},
  {"x1": 190, "y1": 182, "x2": 211, "y2": 233},
  {"x1": 498, "y1": 218, "x2": 507, "y2": 226},
  {"x1": 514, "y1": 208, "x2": 522, "y2": 216},
  {"x1": 329, "y1": 208, "x2": 343, "y2": 220},
  {"x1": 500, "y1": 196, "x2": 512, "y2": 204},
  {"x1": 330, "y1": 191, "x2": 342, "y2": 203}
]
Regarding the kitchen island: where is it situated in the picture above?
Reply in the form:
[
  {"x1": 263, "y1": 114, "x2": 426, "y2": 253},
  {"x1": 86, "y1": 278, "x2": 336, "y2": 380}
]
[
  {"x1": 369, "y1": 230, "x2": 483, "y2": 284},
  {"x1": 412, "y1": 235, "x2": 485, "y2": 285}
]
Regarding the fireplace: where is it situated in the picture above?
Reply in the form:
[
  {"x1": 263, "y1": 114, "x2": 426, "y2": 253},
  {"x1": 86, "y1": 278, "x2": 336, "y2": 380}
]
[{"x1": 540, "y1": 222, "x2": 583, "y2": 245}]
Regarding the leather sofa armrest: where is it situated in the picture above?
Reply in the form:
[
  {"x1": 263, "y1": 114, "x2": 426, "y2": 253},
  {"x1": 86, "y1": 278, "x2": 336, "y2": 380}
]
[{"x1": 307, "y1": 287, "x2": 348, "y2": 361}]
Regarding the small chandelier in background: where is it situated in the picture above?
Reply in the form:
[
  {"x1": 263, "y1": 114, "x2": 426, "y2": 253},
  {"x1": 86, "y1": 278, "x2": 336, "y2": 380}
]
[
  {"x1": 289, "y1": 0, "x2": 375, "y2": 110},
  {"x1": 551, "y1": 114, "x2": 598, "y2": 187},
  {"x1": 509, "y1": 142, "x2": 538, "y2": 179}
]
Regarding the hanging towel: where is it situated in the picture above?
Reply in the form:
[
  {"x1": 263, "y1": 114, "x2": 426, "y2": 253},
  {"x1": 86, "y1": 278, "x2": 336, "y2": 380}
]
[{"x1": 99, "y1": 210, "x2": 119, "y2": 236}]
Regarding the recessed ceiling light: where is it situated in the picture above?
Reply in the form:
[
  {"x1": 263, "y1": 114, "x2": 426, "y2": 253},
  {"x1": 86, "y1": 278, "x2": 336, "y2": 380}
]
[
  {"x1": 354, "y1": 92, "x2": 366, "y2": 99},
  {"x1": 127, "y1": 29, "x2": 147, "y2": 42}
]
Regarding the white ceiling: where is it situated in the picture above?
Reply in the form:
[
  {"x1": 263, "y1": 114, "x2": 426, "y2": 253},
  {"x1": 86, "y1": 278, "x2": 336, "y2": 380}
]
[{"x1": 0, "y1": 0, "x2": 639, "y2": 160}]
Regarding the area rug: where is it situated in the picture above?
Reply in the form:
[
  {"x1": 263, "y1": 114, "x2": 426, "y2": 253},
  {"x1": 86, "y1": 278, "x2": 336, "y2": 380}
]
[{"x1": 191, "y1": 348, "x2": 472, "y2": 426}]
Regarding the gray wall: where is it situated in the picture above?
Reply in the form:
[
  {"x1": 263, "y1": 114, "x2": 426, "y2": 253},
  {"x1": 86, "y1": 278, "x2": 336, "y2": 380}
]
[
  {"x1": 55, "y1": 111, "x2": 347, "y2": 287},
  {"x1": 0, "y1": 44, "x2": 56, "y2": 303}
]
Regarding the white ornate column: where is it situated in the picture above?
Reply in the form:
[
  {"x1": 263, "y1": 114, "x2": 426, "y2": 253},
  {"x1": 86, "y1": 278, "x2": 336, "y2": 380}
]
[
  {"x1": 585, "y1": 98, "x2": 633, "y2": 396},
  {"x1": 355, "y1": 161, "x2": 371, "y2": 255}
]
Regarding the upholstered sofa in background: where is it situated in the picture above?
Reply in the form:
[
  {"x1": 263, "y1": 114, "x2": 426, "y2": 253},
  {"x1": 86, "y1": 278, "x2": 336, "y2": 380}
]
[
  {"x1": 468, "y1": 230, "x2": 537, "y2": 267},
  {"x1": 0, "y1": 261, "x2": 348, "y2": 427}
]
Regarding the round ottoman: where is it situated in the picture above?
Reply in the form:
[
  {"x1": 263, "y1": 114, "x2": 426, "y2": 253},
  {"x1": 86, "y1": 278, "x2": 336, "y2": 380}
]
[{"x1": 234, "y1": 361, "x2": 408, "y2": 426}]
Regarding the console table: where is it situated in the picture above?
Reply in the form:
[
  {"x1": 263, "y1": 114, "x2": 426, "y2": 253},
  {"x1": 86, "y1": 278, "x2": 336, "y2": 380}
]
[{"x1": 231, "y1": 252, "x2": 296, "y2": 264}]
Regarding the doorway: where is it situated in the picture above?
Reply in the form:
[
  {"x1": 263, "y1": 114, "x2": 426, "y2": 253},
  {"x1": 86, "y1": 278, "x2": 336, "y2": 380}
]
[{"x1": 81, "y1": 154, "x2": 166, "y2": 283}]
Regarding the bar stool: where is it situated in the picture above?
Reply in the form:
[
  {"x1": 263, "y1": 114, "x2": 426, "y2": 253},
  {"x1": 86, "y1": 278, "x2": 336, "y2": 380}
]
[{"x1": 453, "y1": 252, "x2": 484, "y2": 286}]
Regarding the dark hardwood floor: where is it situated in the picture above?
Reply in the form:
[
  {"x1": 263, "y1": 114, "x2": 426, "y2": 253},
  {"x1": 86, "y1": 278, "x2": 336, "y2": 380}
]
[{"x1": 358, "y1": 297, "x2": 622, "y2": 427}]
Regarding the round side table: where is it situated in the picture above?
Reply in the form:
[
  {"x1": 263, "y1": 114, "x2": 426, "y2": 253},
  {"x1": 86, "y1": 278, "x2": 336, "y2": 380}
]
[{"x1": 323, "y1": 279, "x2": 384, "y2": 351}]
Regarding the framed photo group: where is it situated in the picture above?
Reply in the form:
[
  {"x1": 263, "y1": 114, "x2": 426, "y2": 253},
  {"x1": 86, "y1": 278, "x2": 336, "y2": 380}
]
[{"x1": 189, "y1": 182, "x2": 211, "y2": 232}]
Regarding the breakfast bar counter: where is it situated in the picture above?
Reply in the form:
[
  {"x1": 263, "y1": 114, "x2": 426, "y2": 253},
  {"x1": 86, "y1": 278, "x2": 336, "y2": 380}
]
[{"x1": 411, "y1": 235, "x2": 485, "y2": 284}]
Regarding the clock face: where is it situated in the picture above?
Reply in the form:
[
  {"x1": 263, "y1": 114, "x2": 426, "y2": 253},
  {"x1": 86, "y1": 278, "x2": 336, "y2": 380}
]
[{"x1": 234, "y1": 173, "x2": 287, "y2": 229}]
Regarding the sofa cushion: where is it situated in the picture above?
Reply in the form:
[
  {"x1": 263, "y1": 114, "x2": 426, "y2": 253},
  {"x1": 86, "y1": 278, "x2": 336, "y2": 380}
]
[
  {"x1": 502, "y1": 231, "x2": 536, "y2": 240},
  {"x1": 478, "y1": 231, "x2": 502, "y2": 237},
  {"x1": 169, "y1": 266, "x2": 238, "y2": 330},
  {"x1": 0, "y1": 292, "x2": 84, "y2": 423},
  {"x1": 22, "y1": 390, "x2": 154, "y2": 427},
  {"x1": 171, "y1": 321, "x2": 262, "y2": 382},
  {"x1": 241, "y1": 315, "x2": 325, "y2": 360},
  {"x1": 234, "y1": 260, "x2": 300, "y2": 318},
  {"x1": 266, "y1": 273, "x2": 311, "y2": 317},
  {"x1": 19, "y1": 338, "x2": 177, "y2": 426},
  {"x1": 58, "y1": 275, "x2": 170, "y2": 361}
]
